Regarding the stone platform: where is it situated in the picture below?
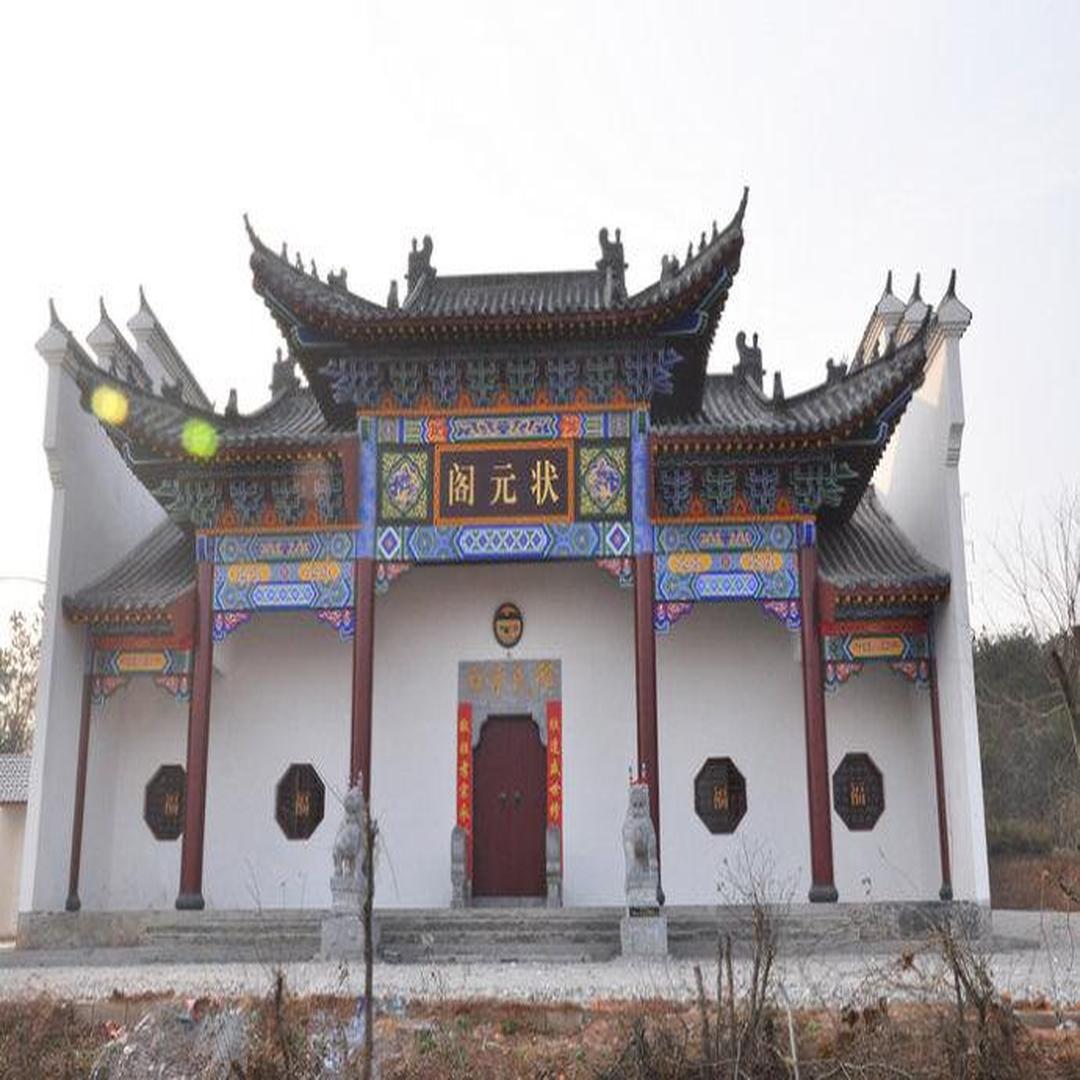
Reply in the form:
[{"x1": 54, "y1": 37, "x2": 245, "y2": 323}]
[{"x1": 12, "y1": 902, "x2": 989, "y2": 966}]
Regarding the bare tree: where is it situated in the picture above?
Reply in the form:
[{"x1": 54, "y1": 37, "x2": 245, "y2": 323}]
[
  {"x1": 0, "y1": 604, "x2": 42, "y2": 753},
  {"x1": 996, "y1": 486, "x2": 1080, "y2": 771}
]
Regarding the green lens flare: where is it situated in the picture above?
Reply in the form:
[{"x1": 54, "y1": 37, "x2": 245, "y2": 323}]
[
  {"x1": 90, "y1": 385, "x2": 129, "y2": 425},
  {"x1": 181, "y1": 418, "x2": 219, "y2": 460}
]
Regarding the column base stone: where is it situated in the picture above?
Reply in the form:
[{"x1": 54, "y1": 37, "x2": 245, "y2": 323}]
[
  {"x1": 808, "y1": 884, "x2": 839, "y2": 903},
  {"x1": 320, "y1": 913, "x2": 378, "y2": 960},
  {"x1": 620, "y1": 910, "x2": 668, "y2": 957},
  {"x1": 175, "y1": 892, "x2": 205, "y2": 911}
]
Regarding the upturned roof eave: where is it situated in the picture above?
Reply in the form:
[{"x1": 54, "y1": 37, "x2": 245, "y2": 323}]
[{"x1": 245, "y1": 191, "x2": 747, "y2": 349}]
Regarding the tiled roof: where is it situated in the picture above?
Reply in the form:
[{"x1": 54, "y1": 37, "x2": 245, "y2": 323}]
[
  {"x1": 247, "y1": 190, "x2": 747, "y2": 344},
  {"x1": 819, "y1": 488, "x2": 949, "y2": 597},
  {"x1": 654, "y1": 331, "x2": 928, "y2": 440},
  {"x1": 0, "y1": 754, "x2": 31, "y2": 804},
  {"x1": 405, "y1": 270, "x2": 607, "y2": 317},
  {"x1": 73, "y1": 352, "x2": 340, "y2": 458},
  {"x1": 65, "y1": 520, "x2": 194, "y2": 619}
]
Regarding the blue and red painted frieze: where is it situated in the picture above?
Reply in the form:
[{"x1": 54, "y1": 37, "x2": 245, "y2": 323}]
[
  {"x1": 821, "y1": 621, "x2": 931, "y2": 691},
  {"x1": 89, "y1": 638, "x2": 193, "y2": 703}
]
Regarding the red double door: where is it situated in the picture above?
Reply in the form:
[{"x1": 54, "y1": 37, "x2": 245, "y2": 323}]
[{"x1": 472, "y1": 715, "x2": 547, "y2": 899}]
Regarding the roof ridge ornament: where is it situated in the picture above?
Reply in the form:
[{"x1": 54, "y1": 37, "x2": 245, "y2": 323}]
[
  {"x1": 406, "y1": 235, "x2": 435, "y2": 297},
  {"x1": 909, "y1": 272, "x2": 922, "y2": 303},
  {"x1": 734, "y1": 330, "x2": 764, "y2": 389},
  {"x1": 772, "y1": 370, "x2": 785, "y2": 403},
  {"x1": 825, "y1": 357, "x2": 848, "y2": 385},
  {"x1": 596, "y1": 227, "x2": 627, "y2": 303}
]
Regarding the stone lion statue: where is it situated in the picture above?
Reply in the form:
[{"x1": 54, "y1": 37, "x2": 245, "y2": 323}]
[
  {"x1": 622, "y1": 783, "x2": 659, "y2": 904},
  {"x1": 333, "y1": 785, "x2": 365, "y2": 881}
]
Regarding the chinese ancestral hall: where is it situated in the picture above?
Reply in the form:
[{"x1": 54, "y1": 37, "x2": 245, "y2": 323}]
[{"x1": 20, "y1": 191, "x2": 987, "y2": 940}]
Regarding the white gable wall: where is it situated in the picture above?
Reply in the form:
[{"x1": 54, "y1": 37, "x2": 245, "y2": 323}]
[
  {"x1": 24, "y1": 345, "x2": 167, "y2": 914},
  {"x1": 874, "y1": 323, "x2": 989, "y2": 903}
]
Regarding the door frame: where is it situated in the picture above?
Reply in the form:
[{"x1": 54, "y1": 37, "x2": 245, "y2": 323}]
[{"x1": 455, "y1": 660, "x2": 563, "y2": 905}]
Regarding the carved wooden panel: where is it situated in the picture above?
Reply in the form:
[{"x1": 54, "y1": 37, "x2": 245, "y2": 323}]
[
  {"x1": 144, "y1": 764, "x2": 185, "y2": 841},
  {"x1": 833, "y1": 752, "x2": 885, "y2": 831},
  {"x1": 275, "y1": 763, "x2": 326, "y2": 840},
  {"x1": 694, "y1": 757, "x2": 747, "y2": 834}
]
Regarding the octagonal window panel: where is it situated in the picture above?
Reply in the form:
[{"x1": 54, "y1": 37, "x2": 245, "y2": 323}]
[
  {"x1": 144, "y1": 764, "x2": 185, "y2": 841},
  {"x1": 694, "y1": 757, "x2": 747, "y2": 834},
  {"x1": 833, "y1": 752, "x2": 885, "y2": 831},
  {"x1": 275, "y1": 763, "x2": 326, "y2": 840}
]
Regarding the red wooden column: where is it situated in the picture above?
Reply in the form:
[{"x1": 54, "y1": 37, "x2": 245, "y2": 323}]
[
  {"x1": 349, "y1": 425, "x2": 377, "y2": 800},
  {"x1": 633, "y1": 553, "x2": 661, "y2": 874},
  {"x1": 64, "y1": 666, "x2": 94, "y2": 912},
  {"x1": 351, "y1": 558, "x2": 376, "y2": 797},
  {"x1": 798, "y1": 543, "x2": 838, "y2": 902},
  {"x1": 176, "y1": 560, "x2": 214, "y2": 910},
  {"x1": 928, "y1": 652, "x2": 953, "y2": 900}
]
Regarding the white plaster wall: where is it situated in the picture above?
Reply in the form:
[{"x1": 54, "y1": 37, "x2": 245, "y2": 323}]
[
  {"x1": 826, "y1": 665, "x2": 941, "y2": 901},
  {"x1": 202, "y1": 612, "x2": 352, "y2": 910},
  {"x1": 0, "y1": 805, "x2": 26, "y2": 936},
  {"x1": 657, "y1": 602, "x2": 811, "y2": 905},
  {"x1": 23, "y1": 345, "x2": 168, "y2": 913},
  {"x1": 371, "y1": 560, "x2": 636, "y2": 909},
  {"x1": 875, "y1": 326, "x2": 989, "y2": 902},
  {"x1": 79, "y1": 678, "x2": 187, "y2": 910}
]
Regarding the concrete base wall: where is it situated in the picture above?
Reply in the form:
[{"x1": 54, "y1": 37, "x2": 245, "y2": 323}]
[{"x1": 0, "y1": 804, "x2": 26, "y2": 938}]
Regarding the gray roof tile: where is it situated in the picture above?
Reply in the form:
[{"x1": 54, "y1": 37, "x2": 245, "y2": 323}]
[
  {"x1": 66, "y1": 520, "x2": 194, "y2": 618},
  {"x1": 0, "y1": 754, "x2": 31, "y2": 803},
  {"x1": 819, "y1": 488, "x2": 949, "y2": 596},
  {"x1": 655, "y1": 332, "x2": 928, "y2": 439}
]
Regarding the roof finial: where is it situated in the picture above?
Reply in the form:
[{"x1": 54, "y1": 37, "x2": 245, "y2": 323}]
[
  {"x1": 48, "y1": 298, "x2": 62, "y2": 328},
  {"x1": 909, "y1": 272, "x2": 922, "y2": 303},
  {"x1": 243, "y1": 212, "x2": 257, "y2": 245},
  {"x1": 138, "y1": 284, "x2": 149, "y2": 310},
  {"x1": 733, "y1": 185, "x2": 749, "y2": 227},
  {"x1": 772, "y1": 370, "x2": 785, "y2": 402},
  {"x1": 98, "y1": 296, "x2": 108, "y2": 320},
  {"x1": 945, "y1": 268, "x2": 957, "y2": 299},
  {"x1": 225, "y1": 388, "x2": 239, "y2": 418},
  {"x1": 387, "y1": 279, "x2": 399, "y2": 310},
  {"x1": 884, "y1": 269, "x2": 894, "y2": 296}
]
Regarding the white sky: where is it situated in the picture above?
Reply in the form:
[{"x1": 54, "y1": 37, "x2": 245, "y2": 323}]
[{"x1": 1, "y1": 0, "x2": 1077, "y2": 636}]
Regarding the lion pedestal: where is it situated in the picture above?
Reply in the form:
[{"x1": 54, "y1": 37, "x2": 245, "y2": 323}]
[
  {"x1": 619, "y1": 781, "x2": 668, "y2": 958},
  {"x1": 321, "y1": 784, "x2": 379, "y2": 959}
]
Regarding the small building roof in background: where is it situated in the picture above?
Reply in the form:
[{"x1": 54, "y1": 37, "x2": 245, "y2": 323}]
[{"x1": 0, "y1": 754, "x2": 31, "y2": 804}]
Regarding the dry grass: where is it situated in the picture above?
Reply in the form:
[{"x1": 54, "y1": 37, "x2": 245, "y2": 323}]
[
  {"x1": 2, "y1": 994, "x2": 1080, "y2": 1079},
  {"x1": 990, "y1": 852, "x2": 1080, "y2": 910}
]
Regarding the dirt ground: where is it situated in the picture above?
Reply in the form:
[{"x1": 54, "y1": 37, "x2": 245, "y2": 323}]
[
  {"x1": 990, "y1": 852, "x2": 1080, "y2": 911},
  {"x1": 3, "y1": 993, "x2": 1080, "y2": 1079}
]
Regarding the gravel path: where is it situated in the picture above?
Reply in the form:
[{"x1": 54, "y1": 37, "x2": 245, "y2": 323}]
[
  {"x1": 2, "y1": 911, "x2": 1077, "y2": 1007},
  {"x1": 1, "y1": 946, "x2": 1079, "y2": 1008}
]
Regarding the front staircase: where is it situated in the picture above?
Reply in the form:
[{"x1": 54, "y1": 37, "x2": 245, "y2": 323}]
[
  {"x1": 14, "y1": 900, "x2": 984, "y2": 963},
  {"x1": 377, "y1": 907, "x2": 622, "y2": 963}
]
